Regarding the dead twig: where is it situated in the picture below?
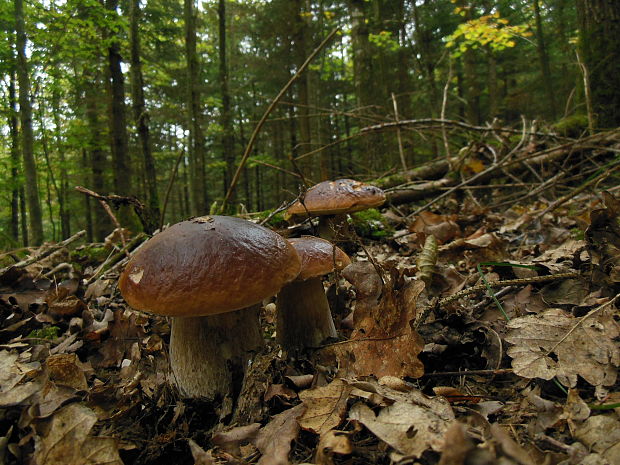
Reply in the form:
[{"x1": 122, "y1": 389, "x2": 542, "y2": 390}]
[
  {"x1": 221, "y1": 27, "x2": 340, "y2": 211},
  {"x1": 0, "y1": 230, "x2": 85, "y2": 276}
]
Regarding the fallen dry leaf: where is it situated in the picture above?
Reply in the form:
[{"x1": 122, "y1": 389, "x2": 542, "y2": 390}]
[
  {"x1": 349, "y1": 400, "x2": 453, "y2": 458},
  {"x1": 315, "y1": 430, "x2": 353, "y2": 465},
  {"x1": 299, "y1": 379, "x2": 351, "y2": 435},
  {"x1": 255, "y1": 403, "x2": 305, "y2": 465},
  {"x1": 575, "y1": 415, "x2": 620, "y2": 465},
  {"x1": 332, "y1": 264, "x2": 425, "y2": 379},
  {"x1": 506, "y1": 307, "x2": 620, "y2": 387},
  {"x1": 212, "y1": 423, "x2": 260, "y2": 455},
  {"x1": 188, "y1": 439, "x2": 217, "y2": 465},
  {"x1": 489, "y1": 423, "x2": 535, "y2": 465},
  {"x1": 437, "y1": 422, "x2": 476, "y2": 465},
  {"x1": 34, "y1": 403, "x2": 122, "y2": 465}
]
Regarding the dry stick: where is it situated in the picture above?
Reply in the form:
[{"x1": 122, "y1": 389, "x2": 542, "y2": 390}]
[
  {"x1": 360, "y1": 118, "x2": 571, "y2": 139},
  {"x1": 0, "y1": 230, "x2": 86, "y2": 276},
  {"x1": 406, "y1": 151, "x2": 514, "y2": 219},
  {"x1": 575, "y1": 48, "x2": 595, "y2": 135},
  {"x1": 413, "y1": 272, "x2": 579, "y2": 329},
  {"x1": 159, "y1": 149, "x2": 185, "y2": 230},
  {"x1": 533, "y1": 161, "x2": 620, "y2": 220},
  {"x1": 543, "y1": 293, "x2": 620, "y2": 360},
  {"x1": 422, "y1": 368, "x2": 513, "y2": 377},
  {"x1": 391, "y1": 93, "x2": 409, "y2": 178},
  {"x1": 221, "y1": 27, "x2": 340, "y2": 212},
  {"x1": 440, "y1": 59, "x2": 452, "y2": 160},
  {"x1": 75, "y1": 186, "x2": 132, "y2": 250},
  {"x1": 86, "y1": 233, "x2": 147, "y2": 285}
]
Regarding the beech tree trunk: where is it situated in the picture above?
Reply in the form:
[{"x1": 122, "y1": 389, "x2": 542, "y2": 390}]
[
  {"x1": 577, "y1": 0, "x2": 620, "y2": 128},
  {"x1": 8, "y1": 65, "x2": 20, "y2": 244},
  {"x1": 15, "y1": 0, "x2": 44, "y2": 244}
]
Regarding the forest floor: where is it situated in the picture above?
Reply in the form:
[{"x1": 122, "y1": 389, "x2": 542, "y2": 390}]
[{"x1": 2, "y1": 138, "x2": 620, "y2": 464}]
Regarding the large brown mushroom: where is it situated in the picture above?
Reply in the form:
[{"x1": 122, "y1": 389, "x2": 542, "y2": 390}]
[
  {"x1": 276, "y1": 236, "x2": 350, "y2": 354},
  {"x1": 119, "y1": 215, "x2": 301, "y2": 398},
  {"x1": 287, "y1": 179, "x2": 386, "y2": 240}
]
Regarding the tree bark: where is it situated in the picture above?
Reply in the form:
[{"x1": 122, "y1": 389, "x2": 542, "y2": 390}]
[
  {"x1": 105, "y1": 0, "x2": 132, "y2": 199},
  {"x1": 533, "y1": 0, "x2": 557, "y2": 119},
  {"x1": 15, "y1": 0, "x2": 44, "y2": 244},
  {"x1": 129, "y1": 0, "x2": 160, "y2": 232},
  {"x1": 185, "y1": 0, "x2": 207, "y2": 215},
  {"x1": 219, "y1": 0, "x2": 236, "y2": 208},
  {"x1": 8, "y1": 64, "x2": 20, "y2": 244},
  {"x1": 84, "y1": 71, "x2": 113, "y2": 242},
  {"x1": 577, "y1": 0, "x2": 620, "y2": 128}
]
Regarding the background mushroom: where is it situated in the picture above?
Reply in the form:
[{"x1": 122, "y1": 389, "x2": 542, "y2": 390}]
[
  {"x1": 276, "y1": 236, "x2": 350, "y2": 354},
  {"x1": 286, "y1": 179, "x2": 386, "y2": 240},
  {"x1": 119, "y1": 215, "x2": 301, "y2": 398}
]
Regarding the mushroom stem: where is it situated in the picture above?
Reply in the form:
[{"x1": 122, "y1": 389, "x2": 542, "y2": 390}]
[
  {"x1": 276, "y1": 278, "x2": 337, "y2": 353},
  {"x1": 317, "y1": 214, "x2": 352, "y2": 241},
  {"x1": 170, "y1": 305, "x2": 263, "y2": 398}
]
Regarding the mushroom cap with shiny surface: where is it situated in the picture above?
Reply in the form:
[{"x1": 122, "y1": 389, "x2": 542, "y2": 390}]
[
  {"x1": 289, "y1": 236, "x2": 351, "y2": 281},
  {"x1": 286, "y1": 179, "x2": 386, "y2": 217},
  {"x1": 119, "y1": 216, "x2": 301, "y2": 316}
]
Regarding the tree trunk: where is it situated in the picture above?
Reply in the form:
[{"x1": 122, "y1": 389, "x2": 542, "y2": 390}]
[
  {"x1": 84, "y1": 71, "x2": 113, "y2": 242},
  {"x1": 15, "y1": 0, "x2": 44, "y2": 244},
  {"x1": 185, "y1": 0, "x2": 207, "y2": 215},
  {"x1": 219, "y1": 0, "x2": 236, "y2": 209},
  {"x1": 533, "y1": 0, "x2": 557, "y2": 119},
  {"x1": 8, "y1": 65, "x2": 20, "y2": 244},
  {"x1": 129, "y1": 0, "x2": 160, "y2": 232},
  {"x1": 577, "y1": 0, "x2": 620, "y2": 128},
  {"x1": 105, "y1": 0, "x2": 132, "y2": 198}
]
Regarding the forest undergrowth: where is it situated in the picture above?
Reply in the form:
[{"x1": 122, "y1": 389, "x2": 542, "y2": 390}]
[{"x1": 1, "y1": 128, "x2": 620, "y2": 465}]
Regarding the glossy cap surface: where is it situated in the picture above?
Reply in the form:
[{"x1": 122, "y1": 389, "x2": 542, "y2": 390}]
[
  {"x1": 119, "y1": 216, "x2": 301, "y2": 316},
  {"x1": 287, "y1": 179, "x2": 386, "y2": 217},
  {"x1": 289, "y1": 236, "x2": 351, "y2": 281}
]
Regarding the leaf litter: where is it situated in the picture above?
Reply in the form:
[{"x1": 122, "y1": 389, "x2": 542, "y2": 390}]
[{"x1": 1, "y1": 187, "x2": 620, "y2": 464}]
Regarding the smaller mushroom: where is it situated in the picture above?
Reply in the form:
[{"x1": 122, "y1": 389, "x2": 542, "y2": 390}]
[
  {"x1": 276, "y1": 236, "x2": 351, "y2": 354},
  {"x1": 286, "y1": 179, "x2": 386, "y2": 240}
]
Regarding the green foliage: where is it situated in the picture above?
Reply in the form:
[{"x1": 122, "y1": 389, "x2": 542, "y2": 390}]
[
  {"x1": 445, "y1": 10, "x2": 531, "y2": 57},
  {"x1": 368, "y1": 31, "x2": 399, "y2": 52},
  {"x1": 350, "y1": 208, "x2": 393, "y2": 239},
  {"x1": 27, "y1": 326, "x2": 60, "y2": 340}
]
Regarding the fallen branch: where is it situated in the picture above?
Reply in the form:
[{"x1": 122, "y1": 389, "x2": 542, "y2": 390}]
[{"x1": 0, "y1": 230, "x2": 86, "y2": 276}]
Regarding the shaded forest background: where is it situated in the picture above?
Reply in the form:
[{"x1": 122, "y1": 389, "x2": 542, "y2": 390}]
[{"x1": 0, "y1": 0, "x2": 618, "y2": 249}]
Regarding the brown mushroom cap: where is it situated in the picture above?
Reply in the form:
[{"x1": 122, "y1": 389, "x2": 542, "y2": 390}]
[
  {"x1": 286, "y1": 179, "x2": 386, "y2": 217},
  {"x1": 289, "y1": 236, "x2": 351, "y2": 281},
  {"x1": 119, "y1": 216, "x2": 301, "y2": 316}
]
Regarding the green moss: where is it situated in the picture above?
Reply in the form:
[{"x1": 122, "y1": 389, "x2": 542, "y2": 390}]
[
  {"x1": 251, "y1": 209, "x2": 287, "y2": 228},
  {"x1": 553, "y1": 114, "x2": 590, "y2": 138},
  {"x1": 28, "y1": 326, "x2": 60, "y2": 340},
  {"x1": 350, "y1": 208, "x2": 393, "y2": 239},
  {"x1": 71, "y1": 245, "x2": 109, "y2": 264}
]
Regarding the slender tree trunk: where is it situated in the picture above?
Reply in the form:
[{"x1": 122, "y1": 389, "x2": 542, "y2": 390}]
[
  {"x1": 218, "y1": 0, "x2": 236, "y2": 209},
  {"x1": 348, "y1": 0, "x2": 374, "y2": 111},
  {"x1": 19, "y1": 187, "x2": 28, "y2": 246},
  {"x1": 105, "y1": 0, "x2": 132, "y2": 198},
  {"x1": 129, "y1": 0, "x2": 160, "y2": 232},
  {"x1": 15, "y1": 0, "x2": 44, "y2": 244},
  {"x1": 533, "y1": 0, "x2": 557, "y2": 119},
  {"x1": 487, "y1": 51, "x2": 498, "y2": 117},
  {"x1": 577, "y1": 0, "x2": 620, "y2": 128},
  {"x1": 82, "y1": 149, "x2": 94, "y2": 243},
  {"x1": 185, "y1": 0, "x2": 207, "y2": 215},
  {"x1": 85, "y1": 71, "x2": 112, "y2": 242},
  {"x1": 51, "y1": 88, "x2": 70, "y2": 238},
  {"x1": 8, "y1": 66, "x2": 20, "y2": 243}
]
